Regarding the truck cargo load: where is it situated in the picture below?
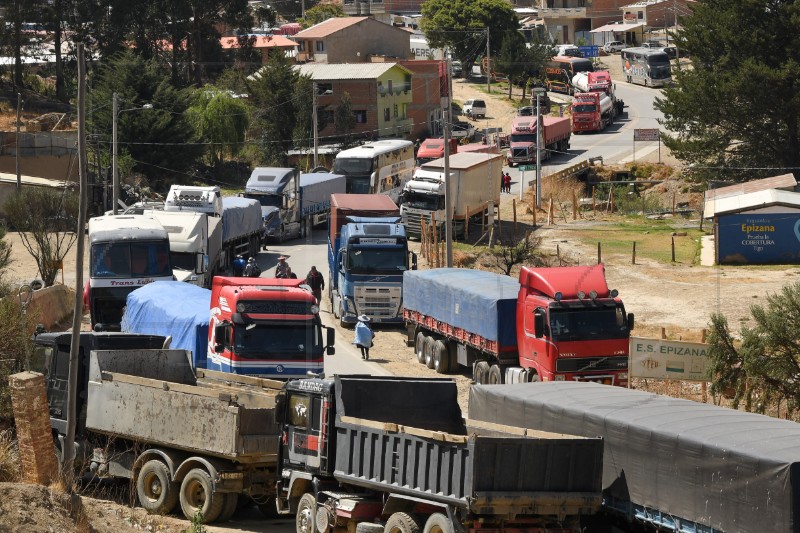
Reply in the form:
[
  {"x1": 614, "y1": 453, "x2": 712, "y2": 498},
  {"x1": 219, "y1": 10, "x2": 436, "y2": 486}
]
[
  {"x1": 468, "y1": 381, "x2": 800, "y2": 533},
  {"x1": 221, "y1": 196, "x2": 262, "y2": 244},
  {"x1": 329, "y1": 193, "x2": 400, "y2": 245},
  {"x1": 507, "y1": 115, "x2": 571, "y2": 167}
]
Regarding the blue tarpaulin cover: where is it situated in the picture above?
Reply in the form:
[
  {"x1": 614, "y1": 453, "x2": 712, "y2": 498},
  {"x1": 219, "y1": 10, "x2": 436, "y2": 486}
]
[
  {"x1": 221, "y1": 196, "x2": 262, "y2": 243},
  {"x1": 403, "y1": 268, "x2": 519, "y2": 347},
  {"x1": 121, "y1": 281, "x2": 211, "y2": 369}
]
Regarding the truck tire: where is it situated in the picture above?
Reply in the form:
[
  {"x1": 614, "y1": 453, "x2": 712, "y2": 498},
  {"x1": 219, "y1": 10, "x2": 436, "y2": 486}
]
[
  {"x1": 384, "y1": 512, "x2": 422, "y2": 533},
  {"x1": 433, "y1": 340, "x2": 450, "y2": 374},
  {"x1": 488, "y1": 364, "x2": 503, "y2": 384},
  {"x1": 473, "y1": 361, "x2": 490, "y2": 384},
  {"x1": 357, "y1": 522, "x2": 385, "y2": 533},
  {"x1": 423, "y1": 513, "x2": 454, "y2": 533},
  {"x1": 179, "y1": 468, "x2": 225, "y2": 523},
  {"x1": 218, "y1": 493, "x2": 239, "y2": 522},
  {"x1": 423, "y1": 336, "x2": 436, "y2": 369},
  {"x1": 296, "y1": 493, "x2": 317, "y2": 533},
  {"x1": 415, "y1": 332, "x2": 427, "y2": 364},
  {"x1": 136, "y1": 459, "x2": 179, "y2": 515}
]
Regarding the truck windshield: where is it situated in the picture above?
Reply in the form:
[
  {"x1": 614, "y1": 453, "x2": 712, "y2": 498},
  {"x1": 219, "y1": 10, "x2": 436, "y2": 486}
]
[
  {"x1": 510, "y1": 133, "x2": 536, "y2": 143},
  {"x1": 346, "y1": 176, "x2": 371, "y2": 194},
  {"x1": 91, "y1": 242, "x2": 172, "y2": 278},
  {"x1": 233, "y1": 322, "x2": 321, "y2": 359},
  {"x1": 574, "y1": 104, "x2": 597, "y2": 113},
  {"x1": 403, "y1": 191, "x2": 444, "y2": 211},
  {"x1": 347, "y1": 247, "x2": 408, "y2": 273},
  {"x1": 548, "y1": 305, "x2": 629, "y2": 341},
  {"x1": 243, "y1": 193, "x2": 281, "y2": 209},
  {"x1": 170, "y1": 252, "x2": 195, "y2": 271},
  {"x1": 334, "y1": 157, "x2": 373, "y2": 175},
  {"x1": 416, "y1": 157, "x2": 436, "y2": 166}
]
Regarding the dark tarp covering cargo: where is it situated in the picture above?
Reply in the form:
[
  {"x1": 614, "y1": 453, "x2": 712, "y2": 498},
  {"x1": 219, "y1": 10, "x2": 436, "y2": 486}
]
[{"x1": 468, "y1": 381, "x2": 800, "y2": 533}]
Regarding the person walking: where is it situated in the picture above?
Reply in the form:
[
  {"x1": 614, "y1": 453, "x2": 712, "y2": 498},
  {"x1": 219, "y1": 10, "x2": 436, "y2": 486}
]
[
  {"x1": 503, "y1": 172, "x2": 512, "y2": 194},
  {"x1": 243, "y1": 257, "x2": 261, "y2": 277},
  {"x1": 352, "y1": 315, "x2": 374, "y2": 360},
  {"x1": 275, "y1": 255, "x2": 290, "y2": 278},
  {"x1": 305, "y1": 266, "x2": 325, "y2": 303}
]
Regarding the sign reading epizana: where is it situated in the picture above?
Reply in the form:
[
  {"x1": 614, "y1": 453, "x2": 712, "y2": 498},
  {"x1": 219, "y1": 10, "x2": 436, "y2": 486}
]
[
  {"x1": 633, "y1": 128, "x2": 659, "y2": 141},
  {"x1": 718, "y1": 214, "x2": 800, "y2": 264},
  {"x1": 629, "y1": 337, "x2": 711, "y2": 381}
]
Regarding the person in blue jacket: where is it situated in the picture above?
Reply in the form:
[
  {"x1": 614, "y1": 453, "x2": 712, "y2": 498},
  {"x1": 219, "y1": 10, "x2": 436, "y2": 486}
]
[
  {"x1": 232, "y1": 255, "x2": 246, "y2": 276},
  {"x1": 352, "y1": 315, "x2": 374, "y2": 360}
]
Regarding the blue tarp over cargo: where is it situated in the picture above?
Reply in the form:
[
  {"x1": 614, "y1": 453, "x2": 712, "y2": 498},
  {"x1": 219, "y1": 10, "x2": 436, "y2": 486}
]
[
  {"x1": 221, "y1": 196, "x2": 262, "y2": 244},
  {"x1": 403, "y1": 268, "x2": 519, "y2": 347},
  {"x1": 121, "y1": 281, "x2": 211, "y2": 369}
]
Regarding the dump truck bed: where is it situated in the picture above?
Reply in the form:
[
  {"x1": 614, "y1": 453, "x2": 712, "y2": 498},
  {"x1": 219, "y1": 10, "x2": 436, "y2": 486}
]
[{"x1": 86, "y1": 349, "x2": 281, "y2": 463}]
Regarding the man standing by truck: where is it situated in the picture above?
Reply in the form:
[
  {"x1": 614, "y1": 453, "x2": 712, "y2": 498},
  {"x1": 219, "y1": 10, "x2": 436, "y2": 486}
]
[{"x1": 305, "y1": 266, "x2": 324, "y2": 303}]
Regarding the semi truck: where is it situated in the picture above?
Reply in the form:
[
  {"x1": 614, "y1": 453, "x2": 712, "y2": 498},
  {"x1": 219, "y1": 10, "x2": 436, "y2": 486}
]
[
  {"x1": 507, "y1": 115, "x2": 571, "y2": 167},
  {"x1": 468, "y1": 381, "x2": 800, "y2": 533},
  {"x1": 86, "y1": 214, "x2": 174, "y2": 330},
  {"x1": 146, "y1": 210, "x2": 221, "y2": 288},
  {"x1": 403, "y1": 265, "x2": 633, "y2": 385},
  {"x1": 328, "y1": 194, "x2": 416, "y2": 327},
  {"x1": 121, "y1": 279, "x2": 335, "y2": 379},
  {"x1": 164, "y1": 184, "x2": 262, "y2": 270},
  {"x1": 242, "y1": 168, "x2": 346, "y2": 244},
  {"x1": 274, "y1": 375, "x2": 604, "y2": 533},
  {"x1": 31, "y1": 331, "x2": 284, "y2": 523},
  {"x1": 400, "y1": 152, "x2": 504, "y2": 239},
  {"x1": 415, "y1": 138, "x2": 499, "y2": 167},
  {"x1": 570, "y1": 71, "x2": 624, "y2": 133}
]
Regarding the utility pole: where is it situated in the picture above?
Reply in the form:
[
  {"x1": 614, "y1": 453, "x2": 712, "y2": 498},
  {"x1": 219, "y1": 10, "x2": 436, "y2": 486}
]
[
  {"x1": 112, "y1": 92, "x2": 119, "y2": 215},
  {"x1": 443, "y1": 58, "x2": 453, "y2": 267},
  {"x1": 486, "y1": 28, "x2": 491, "y2": 94},
  {"x1": 534, "y1": 88, "x2": 545, "y2": 210},
  {"x1": 312, "y1": 82, "x2": 319, "y2": 168},
  {"x1": 15, "y1": 93, "x2": 21, "y2": 189}
]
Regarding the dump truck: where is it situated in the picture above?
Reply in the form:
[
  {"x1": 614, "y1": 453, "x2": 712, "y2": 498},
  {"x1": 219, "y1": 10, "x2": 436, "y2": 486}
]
[
  {"x1": 275, "y1": 375, "x2": 604, "y2": 533},
  {"x1": 468, "y1": 381, "x2": 800, "y2": 533},
  {"x1": 403, "y1": 265, "x2": 633, "y2": 385},
  {"x1": 31, "y1": 331, "x2": 284, "y2": 523}
]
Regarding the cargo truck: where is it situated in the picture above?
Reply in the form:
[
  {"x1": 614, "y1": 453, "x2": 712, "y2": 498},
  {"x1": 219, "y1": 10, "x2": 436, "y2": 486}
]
[
  {"x1": 164, "y1": 184, "x2": 262, "y2": 270},
  {"x1": 328, "y1": 194, "x2": 416, "y2": 326},
  {"x1": 401, "y1": 152, "x2": 504, "y2": 239},
  {"x1": 403, "y1": 265, "x2": 633, "y2": 385},
  {"x1": 275, "y1": 375, "x2": 604, "y2": 533},
  {"x1": 242, "y1": 168, "x2": 346, "y2": 244},
  {"x1": 415, "y1": 137, "x2": 498, "y2": 166},
  {"x1": 146, "y1": 210, "x2": 221, "y2": 288},
  {"x1": 507, "y1": 115, "x2": 571, "y2": 167},
  {"x1": 31, "y1": 331, "x2": 284, "y2": 523},
  {"x1": 122, "y1": 279, "x2": 335, "y2": 379},
  {"x1": 86, "y1": 214, "x2": 174, "y2": 330},
  {"x1": 468, "y1": 381, "x2": 800, "y2": 533}
]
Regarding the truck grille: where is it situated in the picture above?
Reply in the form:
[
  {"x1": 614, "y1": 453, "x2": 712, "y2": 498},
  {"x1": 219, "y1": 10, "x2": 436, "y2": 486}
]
[
  {"x1": 355, "y1": 285, "x2": 402, "y2": 319},
  {"x1": 510, "y1": 148, "x2": 530, "y2": 160},
  {"x1": 555, "y1": 356, "x2": 628, "y2": 373}
]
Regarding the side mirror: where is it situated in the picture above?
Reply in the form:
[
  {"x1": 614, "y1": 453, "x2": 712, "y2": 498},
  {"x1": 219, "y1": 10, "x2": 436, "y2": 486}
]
[
  {"x1": 214, "y1": 323, "x2": 226, "y2": 343},
  {"x1": 533, "y1": 309, "x2": 545, "y2": 339},
  {"x1": 274, "y1": 393, "x2": 285, "y2": 424},
  {"x1": 627, "y1": 312, "x2": 635, "y2": 331},
  {"x1": 411, "y1": 252, "x2": 418, "y2": 271},
  {"x1": 196, "y1": 253, "x2": 207, "y2": 274},
  {"x1": 326, "y1": 327, "x2": 335, "y2": 355}
]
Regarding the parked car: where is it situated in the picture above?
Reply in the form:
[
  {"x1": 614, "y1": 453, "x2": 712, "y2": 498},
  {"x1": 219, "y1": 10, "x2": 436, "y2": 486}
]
[
  {"x1": 554, "y1": 44, "x2": 582, "y2": 57},
  {"x1": 462, "y1": 98, "x2": 486, "y2": 119},
  {"x1": 451, "y1": 120, "x2": 475, "y2": 139},
  {"x1": 451, "y1": 60, "x2": 463, "y2": 77},
  {"x1": 661, "y1": 45, "x2": 678, "y2": 59},
  {"x1": 641, "y1": 40, "x2": 665, "y2": 49},
  {"x1": 603, "y1": 40, "x2": 626, "y2": 53}
]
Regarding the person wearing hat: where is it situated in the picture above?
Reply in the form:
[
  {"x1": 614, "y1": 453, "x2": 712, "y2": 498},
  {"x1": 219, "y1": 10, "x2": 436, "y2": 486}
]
[
  {"x1": 244, "y1": 256, "x2": 262, "y2": 277},
  {"x1": 353, "y1": 315, "x2": 374, "y2": 360},
  {"x1": 275, "y1": 255, "x2": 290, "y2": 279}
]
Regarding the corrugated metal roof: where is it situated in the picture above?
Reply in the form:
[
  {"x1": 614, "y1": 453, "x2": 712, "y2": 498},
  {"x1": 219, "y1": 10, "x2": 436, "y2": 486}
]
[
  {"x1": 220, "y1": 35, "x2": 297, "y2": 49},
  {"x1": 704, "y1": 188, "x2": 800, "y2": 218},
  {"x1": 705, "y1": 173, "x2": 797, "y2": 201},
  {"x1": 294, "y1": 62, "x2": 409, "y2": 80},
  {"x1": 591, "y1": 22, "x2": 645, "y2": 32},
  {"x1": 295, "y1": 17, "x2": 368, "y2": 38}
]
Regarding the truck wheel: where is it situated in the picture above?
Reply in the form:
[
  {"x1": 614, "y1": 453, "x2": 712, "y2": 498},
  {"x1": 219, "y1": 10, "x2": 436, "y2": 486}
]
[
  {"x1": 357, "y1": 522, "x2": 385, "y2": 533},
  {"x1": 423, "y1": 336, "x2": 436, "y2": 369},
  {"x1": 473, "y1": 361, "x2": 490, "y2": 384},
  {"x1": 218, "y1": 493, "x2": 239, "y2": 522},
  {"x1": 136, "y1": 459, "x2": 179, "y2": 515},
  {"x1": 415, "y1": 332, "x2": 427, "y2": 364},
  {"x1": 488, "y1": 364, "x2": 503, "y2": 384},
  {"x1": 179, "y1": 468, "x2": 225, "y2": 523},
  {"x1": 433, "y1": 340, "x2": 450, "y2": 374},
  {"x1": 423, "y1": 513, "x2": 454, "y2": 533},
  {"x1": 385, "y1": 512, "x2": 422, "y2": 533},
  {"x1": 296, "y1": 493, "x2": 317, "y2": 533}
]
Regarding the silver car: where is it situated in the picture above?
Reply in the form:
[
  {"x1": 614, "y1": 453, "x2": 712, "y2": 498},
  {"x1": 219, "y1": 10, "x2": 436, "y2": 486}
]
[{"x1": 603, "y1": 41, "x2": 626, "y2": 53}]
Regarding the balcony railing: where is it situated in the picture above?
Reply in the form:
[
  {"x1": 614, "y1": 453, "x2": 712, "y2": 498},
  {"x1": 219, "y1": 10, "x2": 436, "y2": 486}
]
[
  {"x1": 539, "y1": 7, "x2": 587, "y2": 18},
  {"x1": 377, "y1": 83, "x2": 412, "y2": 96}
]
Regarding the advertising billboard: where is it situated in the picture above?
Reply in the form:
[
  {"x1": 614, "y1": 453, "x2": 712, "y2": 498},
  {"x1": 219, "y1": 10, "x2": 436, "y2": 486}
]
[
  {"x1": 629, "y1": 337, "x2": 710, "y2": 381},
  {"x1": 718, "y1": 213, "x2": 800, "y2": 264}
]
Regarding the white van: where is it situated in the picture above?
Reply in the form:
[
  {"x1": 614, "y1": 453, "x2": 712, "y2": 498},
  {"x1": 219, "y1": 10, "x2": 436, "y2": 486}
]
[{"x1": 554, "y1": 44, "x2": 582, "y2": 57}]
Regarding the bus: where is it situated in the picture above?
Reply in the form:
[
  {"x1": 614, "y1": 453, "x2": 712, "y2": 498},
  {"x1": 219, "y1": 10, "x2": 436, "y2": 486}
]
[
  {"x1": 544, "y1": 56, "x2": 595, "y2": 94},
  {"x1": 621, "y1": 47, "x2": 672, "y2": 87},
  {"x1": 333, "y1": 139, "x2": 415, "y2": 204}
]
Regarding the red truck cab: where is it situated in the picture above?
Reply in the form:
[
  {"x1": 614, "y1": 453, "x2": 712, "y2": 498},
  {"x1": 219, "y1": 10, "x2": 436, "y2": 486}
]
[
  {"x1": 209, "y1": 276, "x2": 334, "y2": 378},
  {"x1": 516, "y1": 264, "x2": 633, "y2": 386}
]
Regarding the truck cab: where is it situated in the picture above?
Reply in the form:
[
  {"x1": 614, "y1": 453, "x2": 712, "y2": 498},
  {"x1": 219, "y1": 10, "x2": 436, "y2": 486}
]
[
  {"x1": 164, "y1": 185, "x2": 222, "y2": 216},
  {"x1": 242, "y1": 167, "x2": 301, "y2": 243},
  {"x1": 146, "y1": 210, "x2": 216, "y2": 287}
]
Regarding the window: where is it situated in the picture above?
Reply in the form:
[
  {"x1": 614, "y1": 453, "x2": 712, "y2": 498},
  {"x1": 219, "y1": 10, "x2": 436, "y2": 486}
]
[
  {"x1": 289, "y1": 393, "x2": 311, "y2": 426},
  {"x1": 323, "y1": 110, "x2": 335, "y2": 123},
  {"x1": 384, "y1": 108, "x2": 390, "y2": 121},
  {"x1": 316, "y1": 40, "x2": 325, "y2": 52},
  {"x1": 393, "y1": 104, "x2": 398, "y2": 118},
  {"x1": 388, "y1": 80, "x2": 393, "y2": 93},
  {"x1": 637, "y1": 10, "x2": 643, "y2": 19},
  {"x1": 317, "y1": 83, "x2": 332, "y2": 94},
  {"x1": 354, "y1": 110, "x2": 367, "y2": 123},
  {"x1": 298, "y1": 41, "x2": 305, "y2": 52}
]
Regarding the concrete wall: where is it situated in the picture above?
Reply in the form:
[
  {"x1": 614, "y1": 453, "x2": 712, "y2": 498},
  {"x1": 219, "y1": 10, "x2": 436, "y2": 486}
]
[
  {"x1": 327, "y1": 19, "x2": 411, "y2": 63},
  {"x1": 26, "y1": 284, "x2": 75, "y2": 330},
  {"x1": 0, "y1": 130, "x2": 78, "y2": 181}
]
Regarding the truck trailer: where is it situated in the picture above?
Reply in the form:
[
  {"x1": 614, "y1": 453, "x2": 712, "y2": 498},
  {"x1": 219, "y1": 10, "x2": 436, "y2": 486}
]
[
  {"x1": 468, "y1": 381, "x2": 800, "y2": 533},
  {"x1": 122, "y1": 279, "x2": 335, "y2": 379},
  {"x1": 31, "y1": 332, "x2": 284, "y2": 523},
  {"x1": 275, "y1": 375, "x2": 604, "y2": 533},
  {"x1": 403, "y1": 265, "x2": 633, "y2": 385},
  {"x1": 401, "y1": 152, "x2": 503, "y2": 239},
  {"x1": 415, "y1": 138, "x2": 499, "y2": 167},
  {"x1": 507, "y1": 115, "x2": 571, "y2": 167},
  {"x1": 328, "y1": 194, "x2": 416, "y2": 326}
]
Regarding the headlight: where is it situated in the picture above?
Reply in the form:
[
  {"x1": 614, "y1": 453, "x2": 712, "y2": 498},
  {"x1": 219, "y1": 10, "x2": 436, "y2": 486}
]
[
  {"x1": 310, "y1": 304, "x2": 320, "y2": 314},
  {"x1": 236, "y1": 303, "x2": 245, "y2": 313}
]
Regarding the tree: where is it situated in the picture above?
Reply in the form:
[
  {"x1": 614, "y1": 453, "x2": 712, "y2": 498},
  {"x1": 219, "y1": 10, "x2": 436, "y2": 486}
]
[
  {"x1": 188, "y1": 87, "x2": 250, "y2": 166},
  {"x1": 4, "y1": 187, "x2": 79, "y2": 287},
  {"x1": 299, "y1": 2, "x2": 345, "y2": 29},
  {"x1": 334, "y1": 92, "x2": 356, "y2": 148},
  {"x1": 655, "y1": 0, "x2": 800, "y2": 183},
  {"x1": 496, "y1": 31, "x2": 529, "y2": 99},
  {"x1": 492, "y1": 231, "x2": 544, "y2": 276},
  {"x1": 421, "y1": 0, "x2": 519, "y2": 75},
  {"x1": 292, "y1": 76, "x2": 314, "y2": 150},
  {"x1": 706, "y1": 281, "x2": 800, "y2": 416}
]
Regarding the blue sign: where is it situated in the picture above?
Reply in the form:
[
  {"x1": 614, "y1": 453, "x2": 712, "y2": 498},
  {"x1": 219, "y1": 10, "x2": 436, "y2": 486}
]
[
  {"x1": 717, "y1": 213, "x2": 800, "y2": 264},
  {"x1": 579, "y1": 45, "x2": 599, "y2": 58}
]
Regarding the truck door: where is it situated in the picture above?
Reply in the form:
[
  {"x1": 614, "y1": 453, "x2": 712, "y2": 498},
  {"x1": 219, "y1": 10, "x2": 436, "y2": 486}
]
[{"x1": 282, "y1": 390, "x2": 327, "y2": 473}]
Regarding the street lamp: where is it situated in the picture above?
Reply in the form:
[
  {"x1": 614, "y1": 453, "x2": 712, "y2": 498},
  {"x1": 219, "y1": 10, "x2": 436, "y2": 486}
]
[
  {"x1": 532, "y1": 87, "x2": 546, "y2": 210},
  {"x1": 112, "y1": 92, "x2": 153, "y2": 215}
]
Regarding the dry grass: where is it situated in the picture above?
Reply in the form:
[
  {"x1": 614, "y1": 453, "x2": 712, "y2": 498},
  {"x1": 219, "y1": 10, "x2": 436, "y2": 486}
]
[{"x1": 0, "y1": 428, "x2": 19, "y2": 482}]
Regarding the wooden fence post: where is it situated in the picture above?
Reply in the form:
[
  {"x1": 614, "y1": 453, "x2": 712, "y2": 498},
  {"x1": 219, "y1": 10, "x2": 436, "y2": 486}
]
[
  {"x1": 597, "y1": 242, "x2": 601, "y2": 264},
  {"x1": 572, "y1": 190, "x2": 577, "y2": 220},
  {"x1": 632, "y1": 241, "x2": 636, "y2": 265}
]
